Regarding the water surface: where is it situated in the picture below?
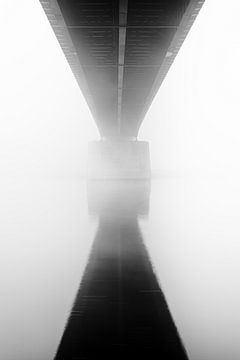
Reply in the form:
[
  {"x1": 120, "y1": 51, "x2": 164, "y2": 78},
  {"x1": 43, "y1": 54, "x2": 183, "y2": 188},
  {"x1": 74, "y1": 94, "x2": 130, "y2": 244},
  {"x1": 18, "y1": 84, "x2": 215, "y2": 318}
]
[{"x1": 1, "y1": 173, "x2": 240, "y2": 359}]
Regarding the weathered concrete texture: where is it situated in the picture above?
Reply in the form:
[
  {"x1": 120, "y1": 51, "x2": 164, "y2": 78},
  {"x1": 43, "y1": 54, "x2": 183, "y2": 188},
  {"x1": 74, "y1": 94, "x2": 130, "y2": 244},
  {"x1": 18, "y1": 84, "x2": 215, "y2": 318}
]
[{"x1": 88, "y1": 140, "x2": 151, "y2": 179}]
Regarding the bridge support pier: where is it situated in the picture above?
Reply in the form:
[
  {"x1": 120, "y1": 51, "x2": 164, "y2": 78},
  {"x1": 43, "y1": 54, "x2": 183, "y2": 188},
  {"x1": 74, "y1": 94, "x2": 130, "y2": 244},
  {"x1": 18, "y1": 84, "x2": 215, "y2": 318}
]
[{"x1": 87, "y1": 140, "x2": 150, "y2": 179}]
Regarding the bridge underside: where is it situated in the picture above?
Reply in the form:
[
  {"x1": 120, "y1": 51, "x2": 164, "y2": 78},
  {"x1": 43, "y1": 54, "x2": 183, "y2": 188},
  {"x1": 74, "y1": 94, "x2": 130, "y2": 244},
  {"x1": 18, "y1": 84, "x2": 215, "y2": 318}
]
[
  {"x1": 40, "y1": 0, "x2": 204, "y2": 178},
  {"x1": 40, "y1": 0, "x2": 204, "y2": 139}
]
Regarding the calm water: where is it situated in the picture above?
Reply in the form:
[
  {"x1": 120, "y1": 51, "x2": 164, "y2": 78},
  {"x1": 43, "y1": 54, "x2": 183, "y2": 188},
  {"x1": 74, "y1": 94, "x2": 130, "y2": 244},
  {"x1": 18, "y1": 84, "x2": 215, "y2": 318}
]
[{"x1": 1, "y1": 173, "x2": 240, "y2": 359}]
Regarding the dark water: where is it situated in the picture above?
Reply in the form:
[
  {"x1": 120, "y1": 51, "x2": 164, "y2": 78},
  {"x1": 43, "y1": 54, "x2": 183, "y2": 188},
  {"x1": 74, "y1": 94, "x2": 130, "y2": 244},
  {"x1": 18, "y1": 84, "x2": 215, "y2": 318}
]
[
  {"x1": 1, "y1": 174, "x2": 240, "y2": 360},
  {"x1": 55, "y1": 181, "x2": 187, "y2": 359}
]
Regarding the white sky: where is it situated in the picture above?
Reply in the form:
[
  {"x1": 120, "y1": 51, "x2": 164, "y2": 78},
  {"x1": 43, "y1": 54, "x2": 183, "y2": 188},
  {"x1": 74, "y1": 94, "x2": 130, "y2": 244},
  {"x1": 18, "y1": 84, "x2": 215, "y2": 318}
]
[
  {"x1": 140, "y1": 0, "x2": 240, "y2": 174},
  {"x1": 0, "y1": 0, "x2": 240, "y2": 175},
  {"x1": 0, "y1": 3, "x2": 240, "y2": 359}
]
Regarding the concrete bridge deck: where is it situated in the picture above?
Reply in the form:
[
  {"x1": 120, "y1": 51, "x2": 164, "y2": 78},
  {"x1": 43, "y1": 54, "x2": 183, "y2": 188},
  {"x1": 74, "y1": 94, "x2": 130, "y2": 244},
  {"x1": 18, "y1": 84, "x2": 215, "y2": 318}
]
[{"x1": 40, "y1": 0, "x2": 205, "y2": 139}]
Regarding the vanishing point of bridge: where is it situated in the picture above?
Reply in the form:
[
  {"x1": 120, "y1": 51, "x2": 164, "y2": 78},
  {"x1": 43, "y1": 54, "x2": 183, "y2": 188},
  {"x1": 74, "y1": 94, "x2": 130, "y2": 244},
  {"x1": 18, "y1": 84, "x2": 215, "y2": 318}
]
[{"x1": 40, "y1": 0, "x2": 205, "y2": 178}]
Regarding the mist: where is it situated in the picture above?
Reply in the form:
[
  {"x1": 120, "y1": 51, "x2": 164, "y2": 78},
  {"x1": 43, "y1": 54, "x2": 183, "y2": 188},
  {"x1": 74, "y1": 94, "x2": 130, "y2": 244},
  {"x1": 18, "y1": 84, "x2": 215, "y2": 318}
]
[
  {"x1": 0, "y1": 0, "x2": 98, "y2": 177},
  {"x1": 1, "y1": 1, "x2": 240, "y2": 360},
  {"x1": 140, "y1": 0, "x2": 240, "y2": 175},
  {"x1": 0, "y1": 1, "x2": 240, "y2": 176}
]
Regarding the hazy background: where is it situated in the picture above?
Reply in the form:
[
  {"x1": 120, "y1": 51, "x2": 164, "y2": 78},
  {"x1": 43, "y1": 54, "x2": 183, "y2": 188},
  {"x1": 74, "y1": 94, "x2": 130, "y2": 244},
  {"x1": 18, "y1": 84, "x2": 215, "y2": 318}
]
[
  {"x1": 1, "y1": 2, "x2": 240, "y2": 360},
  {"x1": 0, "y1": 0, "x2": 239, "y2": 176}
]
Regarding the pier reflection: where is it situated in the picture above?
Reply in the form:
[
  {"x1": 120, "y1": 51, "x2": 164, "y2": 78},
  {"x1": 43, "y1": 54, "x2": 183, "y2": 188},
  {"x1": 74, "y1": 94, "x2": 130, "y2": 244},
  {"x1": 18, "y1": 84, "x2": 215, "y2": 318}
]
[{"x1": 55, "y1": 181, "x2": 187, "y2": 360}]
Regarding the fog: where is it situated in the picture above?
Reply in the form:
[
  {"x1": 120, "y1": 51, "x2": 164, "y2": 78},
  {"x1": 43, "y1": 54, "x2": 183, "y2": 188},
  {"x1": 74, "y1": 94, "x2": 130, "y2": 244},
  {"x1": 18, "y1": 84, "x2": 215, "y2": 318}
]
[
  {"x1": 1, "y1": 1, "x2": 240, "y2": 360},
  {"x1": 0, "y1": 1, "x2": 98, "y2": 177},
  {"x1": 0, "y1": 1, "x2": 240, "y2": 175},
  {"x1": 140, "y1": 0, "x2": 240, "y2": 175}
]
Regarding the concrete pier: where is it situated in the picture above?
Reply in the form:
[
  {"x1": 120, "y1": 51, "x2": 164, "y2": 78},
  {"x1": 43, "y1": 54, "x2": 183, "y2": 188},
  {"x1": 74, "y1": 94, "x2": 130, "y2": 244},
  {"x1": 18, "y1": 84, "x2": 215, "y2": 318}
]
[{"x1": 87, "y1": 140, "x2": 151, "y2": 179}]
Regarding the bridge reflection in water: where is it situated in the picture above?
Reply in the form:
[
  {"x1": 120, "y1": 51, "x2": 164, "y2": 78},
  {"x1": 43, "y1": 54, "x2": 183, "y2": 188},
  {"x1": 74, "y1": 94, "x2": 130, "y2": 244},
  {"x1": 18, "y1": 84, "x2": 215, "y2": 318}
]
[{"x1": 55, "y1": 181, "x2": 187, "y2": 360}]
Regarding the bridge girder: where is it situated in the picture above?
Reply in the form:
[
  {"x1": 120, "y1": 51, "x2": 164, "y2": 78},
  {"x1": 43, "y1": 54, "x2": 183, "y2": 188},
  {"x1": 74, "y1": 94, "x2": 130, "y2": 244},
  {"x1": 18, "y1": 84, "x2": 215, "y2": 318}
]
[{"x1": 40, "y1": 0, "x2": 205, "y2": 139}]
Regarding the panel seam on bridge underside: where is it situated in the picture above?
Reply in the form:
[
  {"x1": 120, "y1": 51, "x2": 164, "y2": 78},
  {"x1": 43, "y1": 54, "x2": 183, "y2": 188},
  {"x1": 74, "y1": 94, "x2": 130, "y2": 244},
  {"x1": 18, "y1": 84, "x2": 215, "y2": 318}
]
[{"x1": 118, "y1": 0, "x2": 128, "y2": 135}]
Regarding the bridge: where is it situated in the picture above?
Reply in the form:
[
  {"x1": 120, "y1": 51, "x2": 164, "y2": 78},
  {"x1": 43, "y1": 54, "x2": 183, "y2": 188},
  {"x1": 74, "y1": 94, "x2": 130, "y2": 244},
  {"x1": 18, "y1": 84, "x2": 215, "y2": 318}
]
[
  {"x1": 54, "y1": 180, "x2": 188, "y2": 359},
  {"x1": 39, "y1": 0, "x2": 205, "y2": 178}
]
